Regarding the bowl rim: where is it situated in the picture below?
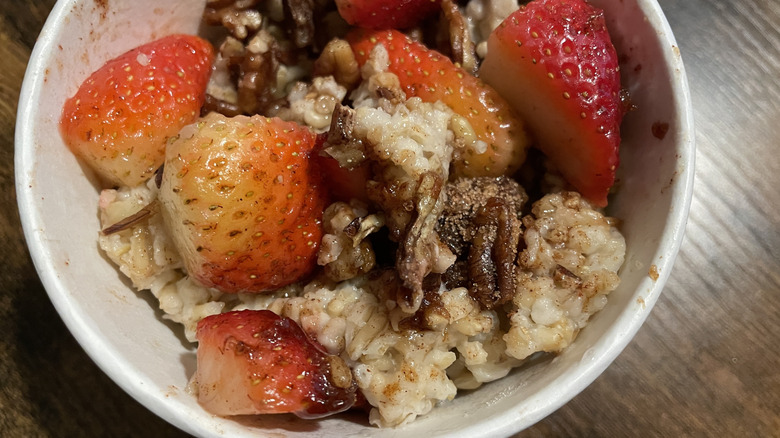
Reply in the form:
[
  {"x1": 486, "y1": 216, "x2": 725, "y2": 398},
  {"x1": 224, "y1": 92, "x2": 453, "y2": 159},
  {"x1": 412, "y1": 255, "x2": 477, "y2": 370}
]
[{"x1": 15, "y1": 0, "x2": 695, "y2": 436}]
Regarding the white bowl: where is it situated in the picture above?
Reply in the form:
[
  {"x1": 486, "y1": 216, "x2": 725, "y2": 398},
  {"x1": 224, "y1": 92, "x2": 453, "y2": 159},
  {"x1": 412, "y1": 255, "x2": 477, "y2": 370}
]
[{"x1": 15, "y1": 0, "x2": 693, "y2": 436}]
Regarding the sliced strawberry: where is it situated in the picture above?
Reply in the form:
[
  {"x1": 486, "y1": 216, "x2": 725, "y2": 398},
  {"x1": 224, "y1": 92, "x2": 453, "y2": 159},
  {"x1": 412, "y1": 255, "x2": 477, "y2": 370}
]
[
  {"x1": 317, "y1": 156, "x2": 372, "y2": 203},
  {"x1": 479, "y1": 0, "x2": 623, "y2": 207},
  {"x1": 311, "y1": 133, "x2": 371, "y2": 203},
  {"x1": 347, "y1": 29, "x2": 530, "y2": 179},
  {"x1": 195, "y1": 310, "x2": 357, "y2": 418},
  {"x1": 60, "y1": 34, "x2": 214, "y2": 187},
  {"x1": 335, "y1": 0, "x2": 442, "y2": 30},
  {"x1": 159, "y1": 113, "x2": 328, "y2": 293}
]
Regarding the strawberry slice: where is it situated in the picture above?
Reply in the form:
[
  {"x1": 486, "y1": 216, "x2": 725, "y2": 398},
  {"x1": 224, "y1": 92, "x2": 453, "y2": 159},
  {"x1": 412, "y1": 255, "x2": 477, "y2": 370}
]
[
  {"x1": 60, "y1": 34, "x2": 213, "y2": 187},
  {"x1": 159, "y1": 113, "x2": 328, "y2": 293},
  {"x1": 347, "y1": 29, "x2": 530, "y2": 180},
  {"x1": 316, "y1": 153, "x2": 372, "y2": 203},
  {"x1": 195, "y1": 310, "x2": 357, "y2": 418},
  {"x1": 335, "y1": 0, "x2": 442, "y2": 30},
  {"x1": 479, "y1": 0, "x2": 623, "y2": 207},
  {"x1": 311, "y1": 133, "x2": 371, "y2": 203}
]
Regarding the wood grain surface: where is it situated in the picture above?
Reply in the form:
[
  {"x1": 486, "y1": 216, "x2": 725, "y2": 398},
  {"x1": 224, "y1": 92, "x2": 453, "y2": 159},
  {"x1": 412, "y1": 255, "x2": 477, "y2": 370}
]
[{"x1": 2, "y1": 0, "x2": 778, "y2": 436}]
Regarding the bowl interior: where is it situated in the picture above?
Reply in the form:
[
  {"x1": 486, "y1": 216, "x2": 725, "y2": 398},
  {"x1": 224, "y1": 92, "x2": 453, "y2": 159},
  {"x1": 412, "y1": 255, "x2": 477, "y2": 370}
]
[{"x1": 15, "y1": 0, "x2": 693, "y2": 436}]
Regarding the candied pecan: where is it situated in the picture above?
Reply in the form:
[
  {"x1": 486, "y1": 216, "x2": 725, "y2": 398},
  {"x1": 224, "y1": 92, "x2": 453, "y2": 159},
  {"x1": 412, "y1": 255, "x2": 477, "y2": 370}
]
[
  {"x1": 202, "y1": 94, "x2": 242, "y2": 117},
  {"x1": 283, "y1": 0, "x2": 315, "y2": 48},
  {"x1": 323, "y1": 239, "x2": 376, "y2": 282},
  {"x1": 438, "y1": 176, "x2": 527, "y2": 256},
  {"x1": 467, "y1": 197, "x2": 519, "y2": 309},
  {"x1": 205, "y1": 31, "x2": 287, "y2": 116},
  {"x1": 322, "y1": 105, "x2": 368, "y2": 169},
  {"x1": 314, "y1": 38, "x2": 361, "y2": 89},
  {"x1": 398, "y1": 274, "x2": 452, "y2": 331},
  {"x1": 395, "y1": 172, "x2": 456, "y2": 312},
  {"x1": 318, "y1": 202, "x2": 384, "y2": 282},
  {"x1": 236, "y1": 33, "x2": 280, "y2": 114},
  {"x1": 365, "y1": 166, "x2": 419, "y2": 242},
  {"x1": 436, "y1": 177, "x2": 527, "y2": 310},
  {"x1": 441, "y1": 259, "x2": 469, "y2": 289},
  {"x1": 204, "y1": 0, "x2": 263, "y2": 41},
  {"x1": 374, "y1": 86, "x2": 404, "y2": 105},
  {"x1": 438, "y1": 0, "x2": 478, "y2": 75}
]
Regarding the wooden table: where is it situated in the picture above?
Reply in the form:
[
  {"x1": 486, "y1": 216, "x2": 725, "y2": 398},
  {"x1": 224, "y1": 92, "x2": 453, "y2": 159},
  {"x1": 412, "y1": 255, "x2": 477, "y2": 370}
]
[{"x1": 2, "y1": 0, "x2": 778, "y2": 436}]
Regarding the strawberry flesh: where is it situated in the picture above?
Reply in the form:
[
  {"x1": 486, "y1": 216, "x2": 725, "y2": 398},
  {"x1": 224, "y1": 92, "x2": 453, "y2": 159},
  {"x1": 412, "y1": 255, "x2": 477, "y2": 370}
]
[
  {"x1": 479, "y1": 0, "x2": 623, "y2": 207},
  {"x1": 159, "y1": 113, "x2": 328, "y2": 293},
  {"x1": 348, "y1": 29, "x2": 530, "y2": 179},
  {"x1": 60, "y1": 34, "x2": 213, "y2": 187},
  {"x1": 312, "y1": 133, "x2": 372, "y2": 203},
  {"x1": 195, "y1": 310, "x2": 357, "y2": 418}
]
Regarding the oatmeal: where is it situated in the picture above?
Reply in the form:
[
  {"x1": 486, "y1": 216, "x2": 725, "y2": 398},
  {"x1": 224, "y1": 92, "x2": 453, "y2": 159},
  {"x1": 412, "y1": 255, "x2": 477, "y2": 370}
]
[{"x1": 66, "y1": 0, "x2": 628, "y2": 428}]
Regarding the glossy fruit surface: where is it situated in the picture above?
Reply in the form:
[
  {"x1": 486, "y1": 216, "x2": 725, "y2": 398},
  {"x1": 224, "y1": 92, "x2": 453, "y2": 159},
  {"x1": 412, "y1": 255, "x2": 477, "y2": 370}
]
[
  {"x1": 160, "y1": 113, "x2": 328, "y2": 293},
  {"x1": 61, "y1": 34, "x2": 213, "y2": 187}
]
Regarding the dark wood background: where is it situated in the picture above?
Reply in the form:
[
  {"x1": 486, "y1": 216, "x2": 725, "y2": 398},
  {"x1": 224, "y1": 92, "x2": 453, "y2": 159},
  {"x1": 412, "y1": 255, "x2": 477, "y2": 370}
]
[{"x1": 2, "y1": 0, "x2": 778, "y2": 436}]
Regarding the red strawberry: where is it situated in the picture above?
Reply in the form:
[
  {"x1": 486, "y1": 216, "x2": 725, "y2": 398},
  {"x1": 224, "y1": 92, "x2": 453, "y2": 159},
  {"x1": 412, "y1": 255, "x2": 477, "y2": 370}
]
[
  {"x1": 347, "y1": 29, "x2": 530, "y2": 179},
  {"x1": 159, "y1": 113, "x2": 328, "y2": 293},
  {"x1": 479, "y1": 0, "x2": 623, "y2": 207},
  {"x1": 312, "y1": 133, "x2": 372, "y2": 203},
  {"x1": 317, "y1": 155, "x2": 372, "y2": 203},
  {"x1": 60, "y1": 34, "x2": 214, "y2": 187},
  {"x1": 336, "y1": 0, "x2": 442, "y2": 30},
  {"x1": 195, "y1": 310, "x2": 357, "y2": 418}
]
